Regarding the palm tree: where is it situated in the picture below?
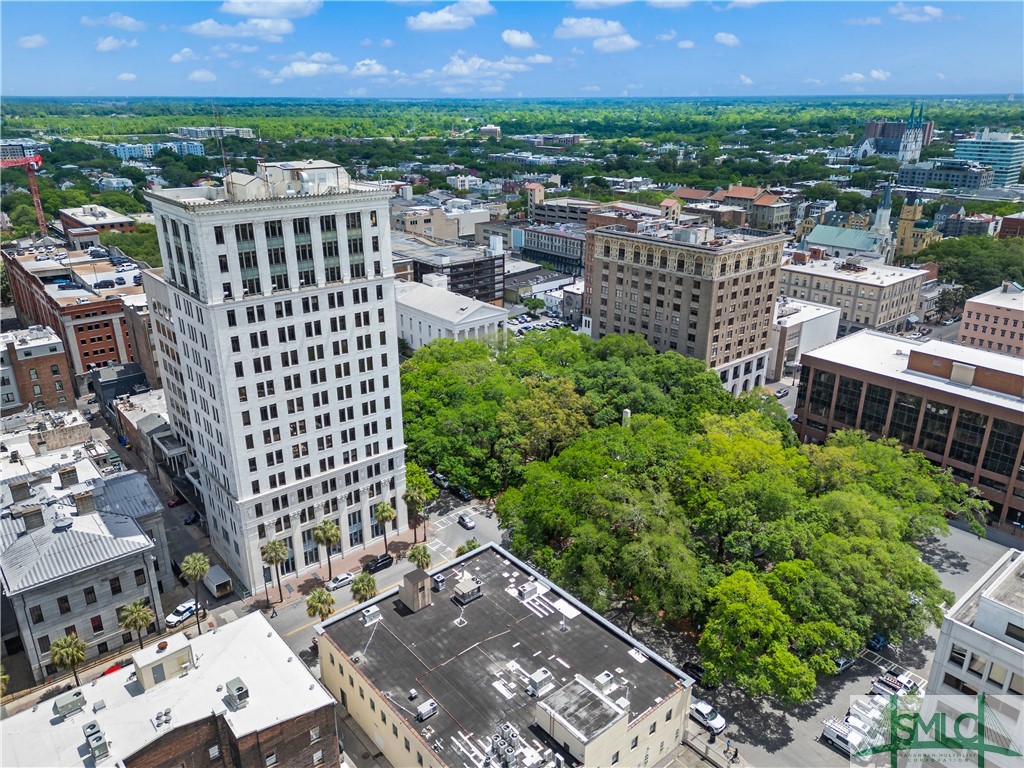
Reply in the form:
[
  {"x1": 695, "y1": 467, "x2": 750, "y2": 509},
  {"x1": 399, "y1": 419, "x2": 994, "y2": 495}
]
[
  {"x1": 1, "y1": 664, "x2": 9, "y2": 696},
  {"x1": 306, "y1": 587, "x2": 336, "y2": 623},
  {"x1": 50, "y1": 633, "x2": 87, "y2": 687},
  {"x1": 352, "y1": 572, "x2": 378, "y2": 603},
  {"x1": 180, "y1": 552, "x2": 211, "y2": 636},
  {"x1": 404, "y1": 463, "x2": 437, "y2": 543},
  {"x1": 455, "y1": 538, "x2": 481, "y2": 557},
  {"x1": 119, "y1": 598, "x2": 155, "y2": 650},
  {"x1": 312, "y1": 519, "x2": 341, "y2": 580},
  {"x1": 262, "y1": 539, "x2": 289, "y2": 604},
  {"x1": 373, "y1": 501, "x2": 396, "y2": 555},
  {"x1": 408, "y1": 543, "x2": 432, "y2": 570}
]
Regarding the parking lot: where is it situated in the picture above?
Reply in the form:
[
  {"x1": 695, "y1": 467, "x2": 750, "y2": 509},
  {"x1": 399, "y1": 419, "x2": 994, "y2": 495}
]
[{"x1": 631, "y1": 525, "x2": 1012, "y2": 768}]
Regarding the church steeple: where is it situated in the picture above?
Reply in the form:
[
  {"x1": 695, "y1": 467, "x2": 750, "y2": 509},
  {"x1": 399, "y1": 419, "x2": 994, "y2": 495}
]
[{"x1": 872, "y1": 183, "x2": 893, "y2": 236}]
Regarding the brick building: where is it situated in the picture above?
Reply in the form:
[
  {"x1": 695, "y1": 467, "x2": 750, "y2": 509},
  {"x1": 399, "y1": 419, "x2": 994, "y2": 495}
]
[
  {"x1": 794, "y1": 332, "x2": 1024, "y2": 533},
  {"x1": 1, "y1": 326, "x2": 72, "y2": 414},
  {"x1": 59, "y1": 205, "x2": 136, "y2": 239},
  {"x1": 1, "y1": 613, "x2": 339, "y2": 768},
  {"x1": 960, "y1": 281, "x2": 1024, "y2": 357}
]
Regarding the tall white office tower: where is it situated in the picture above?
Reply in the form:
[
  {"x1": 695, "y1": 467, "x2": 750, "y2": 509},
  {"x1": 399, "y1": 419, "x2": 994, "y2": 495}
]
[{"x1": 144, "y1": 161, "x2": 406, "y2": 593}]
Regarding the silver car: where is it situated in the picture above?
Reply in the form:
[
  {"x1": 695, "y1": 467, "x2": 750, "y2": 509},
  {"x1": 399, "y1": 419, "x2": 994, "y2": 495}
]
[{"x1": 326, "y1": 573, "x2": 355, "y2": 591}]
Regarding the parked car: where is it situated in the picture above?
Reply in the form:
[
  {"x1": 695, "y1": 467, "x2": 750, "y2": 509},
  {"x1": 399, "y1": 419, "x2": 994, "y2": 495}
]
[
  {"x1": 364, "y1": 553, "x2": 394, "y2": 573},
  {"x1": 458, "y1": 513, "x2": 476, "y2": 530},
  {"x1": 326, "y1": 573, "x2": 355, "y2": 591},
  {"x1": 183, "y1": 511, "x2": 200, "y2": 526},
  {"x1": 86, "y1": 396, "x2": 98, "y2": 404},
  {"x1": 775, "y1": 388, "x2": 790, "y2": 398},
  {"x1": 867, "y1": 633, "x2": 889, "y2": 652},
  {"x1": 834, "y1": 655, "x2": 856, "y2": 674},
  {"x1": 919, "y1": 327, "x2": 933, "y2": 336},
  {"x1": 167, "y1": 496, "x2": 185, "y2": 507},
  {"x1": 689, "y1": 699, "x2": 727, "y2": 734},
  {"x1": 942, "y1": 318, "x2": 956, "y2": 326},
  {"x1": 433, "y1": 473, "x2": 450, "y2": 490},
  {"x1": 114, "y1": 276, "x2": 126, "y2": 286},
  {"x1": 452, "y1": 485, "x2": 473, "y2": 502},
  {"x1": 681, "y1": 661, "x2": 717, "y2": 689},
  {"x1": 907, "y1": 332, "x2": 923, "y2": 340},
  {"x1": 165, "y1": 598, "x2": 198, "y2": 628}
]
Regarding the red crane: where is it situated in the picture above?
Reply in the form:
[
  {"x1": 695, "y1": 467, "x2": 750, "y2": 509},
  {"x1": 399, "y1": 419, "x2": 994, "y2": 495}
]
[{"x1": 0, "y1": 153, "x2": 48, "y2": 235}]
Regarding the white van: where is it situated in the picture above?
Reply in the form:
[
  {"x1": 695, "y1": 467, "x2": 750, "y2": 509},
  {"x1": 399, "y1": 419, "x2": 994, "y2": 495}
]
[{"x1": 821, "y1": 717, "x2": 866, "y2": 758}]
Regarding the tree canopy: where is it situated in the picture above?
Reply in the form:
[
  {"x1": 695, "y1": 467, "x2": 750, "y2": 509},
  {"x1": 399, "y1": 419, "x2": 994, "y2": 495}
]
[{"x1": 915, "y1": 236, "x2": 1024, "y2": 293}]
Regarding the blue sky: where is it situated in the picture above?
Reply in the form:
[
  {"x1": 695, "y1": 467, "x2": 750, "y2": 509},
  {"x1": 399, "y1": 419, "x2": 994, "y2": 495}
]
[{"x1": 2, "y1": 1, "x2": 1021, "y2": 98}]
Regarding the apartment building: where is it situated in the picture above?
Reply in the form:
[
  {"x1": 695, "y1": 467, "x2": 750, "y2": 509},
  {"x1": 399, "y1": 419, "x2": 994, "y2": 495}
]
[
  {"x1": 525, "y1": 185, "x2": 604, "y2": 225},
  {"x1": 520, "y1": 222, "x2": 587, "y2": 276},
  {"x1": 778, "y1": 256, "x2": 926, "y2": 336},
  {"x1": 794, "y1": 332, "x2": 1024, "y2": 530},
  {"x1": 143, "y1": 160, "x2": 407, "y2": 593},
  {"x1": 897, "y1": 158, "x2": 995, "y2": 189},
  {"x1": 317, "y1": 544, "x2": 693, "y2": 768},
  {"x1": 955, "y1": 129, "x2": 1024, "y2": 187},
  {"x1": 923, "y1": 549, "x2": 1023, "y2": 768},
  {"x1": 584, "y1": 224, "x2": 789, "y2": 394},
  {"x1": 0, "y1": 325, "x2": 72, "y2": 414},
  {"x1": 960, "y1": 281, "x2": 1024, "y2": 357},
  {"x1": 177, "y1": 125, "x2": 255, "y2": 140},
  {"x1": 1, "y1": 412, "x2": 171, "y2": 682},
  {"x1": 2, "y1": 613, "x2": 339, "y2": 768}
]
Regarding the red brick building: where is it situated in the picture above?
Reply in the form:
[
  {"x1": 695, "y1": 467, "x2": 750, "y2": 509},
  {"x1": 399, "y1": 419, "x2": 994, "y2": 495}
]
[
  {"x1": 0, "y1": 326, "x2": 73, "y2": 414},
  {"x1": 58, "y1": 204, "x2": 136, "y2": 239}
]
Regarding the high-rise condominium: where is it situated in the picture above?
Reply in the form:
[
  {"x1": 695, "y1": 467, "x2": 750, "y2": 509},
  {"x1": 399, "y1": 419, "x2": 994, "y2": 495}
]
[{"x1": 144, "y1": 161, "x2": 406, "y2": 592}]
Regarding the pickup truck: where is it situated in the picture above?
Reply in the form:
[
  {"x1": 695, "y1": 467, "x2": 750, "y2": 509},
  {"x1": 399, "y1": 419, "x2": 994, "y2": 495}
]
[{"x1": 871, "y1": 671, "x2": 918, "y2": 697}]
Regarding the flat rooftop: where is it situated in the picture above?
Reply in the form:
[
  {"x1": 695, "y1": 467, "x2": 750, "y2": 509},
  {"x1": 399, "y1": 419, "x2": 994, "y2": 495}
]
[
  {"x1": 593, "y1": 224, "x2": 789, "y2": 251},
  {"x1": 0, "y1": 613, "x2": 334, "y2": 767},
  {"x1": 320, "y1": 545, "x2": 688, "y2": 768},
  {"x1": 0, "y1": 324, "x2": 62, "y2": 350},
  {"x1": 950, "y1": 551, "x2": 1024, "y2": 627},
  {"x1": 802, "y1": 330, "x2": 1024, "y2": 410},
  {"x1": 966, "y1": 283, "x2": 1024, "y2": 313},
  {"x1": 782, "y1": 257, "x2": 925, "y2": 287},
  {"x1": 391, "y1": 232, "x2": 499, "y2": 265},
  {"x1": 7, "y1": 248, "x2": 144, "y2": 307},
  {"x1": 774, "y1": 298, "x2": 841, "y2": 327},
  {"x1": 59, "y1": 205, "x2": 135, "y2": 227}
]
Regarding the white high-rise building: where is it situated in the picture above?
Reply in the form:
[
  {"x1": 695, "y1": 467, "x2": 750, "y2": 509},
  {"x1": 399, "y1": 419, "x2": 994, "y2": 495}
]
[{"x1": 143, "y1": 161, "x2": 407, "y2": 592}]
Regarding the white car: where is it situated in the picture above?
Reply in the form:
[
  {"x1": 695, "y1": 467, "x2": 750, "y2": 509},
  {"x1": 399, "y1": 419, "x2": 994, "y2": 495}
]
[
  {"x1": 689, "y1": 699, "x2": 727, "y2": 734},
  {"x1": 326, "y1": 573, "x2": 355, "y2": 591},
  {"x1": 165, "y1": 598, "x2": 198, "y2": 627}
]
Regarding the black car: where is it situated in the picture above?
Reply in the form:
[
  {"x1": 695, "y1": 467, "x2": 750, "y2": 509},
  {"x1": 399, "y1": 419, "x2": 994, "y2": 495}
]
[
  {"x1": 183, "y1": 511, "x2": 200, "y2": 526},
  {"x1": 452, "y1": 485, "x2": 473, "y2": 501},
  {"x1": 364, "y1": 553, "x2": 394, "y2": 573},
  {"x1": 682, "y1": 661, "x2": 717, "y2": 689}
]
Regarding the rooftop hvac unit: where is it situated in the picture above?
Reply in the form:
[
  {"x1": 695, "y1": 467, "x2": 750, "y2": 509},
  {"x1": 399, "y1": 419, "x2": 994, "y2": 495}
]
[
  {"x1": 361, "y1": 606, "x2": 382, "y2": 626},
  {"x1": 226, "y1": 677, "x2": 249, "y2": 709},
  {"x1": 516, "y1": 582, "x2": 538, "y2": 600},
  {"x1": 52, "y1": 690, "x2": 86, "y2": 718},
  {"x1": 594, "y1": 670, "x2": 615, "y2": 694}
]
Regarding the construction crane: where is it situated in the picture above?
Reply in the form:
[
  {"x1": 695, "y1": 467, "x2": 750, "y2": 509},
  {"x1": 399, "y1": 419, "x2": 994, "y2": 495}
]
[{"x1": 0, "y1": 153, "x2": 48, "y2": 235}]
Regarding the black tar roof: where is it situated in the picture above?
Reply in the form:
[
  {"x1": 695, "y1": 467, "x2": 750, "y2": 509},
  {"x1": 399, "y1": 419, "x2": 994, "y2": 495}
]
[{"x1": 320, "y1": 544, "x2": 690, "y2": 765}]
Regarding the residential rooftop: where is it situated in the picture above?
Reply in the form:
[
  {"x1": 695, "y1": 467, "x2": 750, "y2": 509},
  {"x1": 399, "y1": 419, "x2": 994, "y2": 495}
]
[
  {"x1": 318, "y1": 544, "x2": 690, "y2": 768},
  {"x1": 0, "y1": 324, "x2": 62, "y2": 350},
  {"x1": 965, "y1": 281, "x2": 1024, "y2": 313},
  {"x1": 0, "y1": 612, "x2": 334, "y2": 767}
]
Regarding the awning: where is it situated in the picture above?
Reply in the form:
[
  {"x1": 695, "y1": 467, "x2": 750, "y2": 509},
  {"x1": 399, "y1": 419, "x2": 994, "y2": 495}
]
[{"x1": 907, "y1": 314, "x2": 920, "y2": 323}]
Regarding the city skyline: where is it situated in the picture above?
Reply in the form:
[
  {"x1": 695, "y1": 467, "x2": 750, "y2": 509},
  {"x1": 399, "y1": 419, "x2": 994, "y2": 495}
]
[{"x1": 2, "y1": 1, "x2": 1022, "y2": 99}]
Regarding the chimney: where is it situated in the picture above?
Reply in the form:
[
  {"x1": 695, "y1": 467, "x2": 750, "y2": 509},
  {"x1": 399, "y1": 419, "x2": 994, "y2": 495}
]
[
  {"x1": 10, "y1": 480, "x2": 31, "y2": 502},
  {"x1": 74, "y1": 491, "x2": 97, "y2": 516},
  {"x1": 1003, "y1": 280, "x2": 1011, "y2": 293},
  {"x1": 58, "y1": 465, "x2": 79, "y2": 488},
  {"x1": 20, "y1": 505, "x2": 45, "y2": 531}
]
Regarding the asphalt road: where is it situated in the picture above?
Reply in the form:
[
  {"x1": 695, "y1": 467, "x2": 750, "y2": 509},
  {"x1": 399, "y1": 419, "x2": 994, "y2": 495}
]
[{"x1": 696, "y1": 526, "x2": 1012, "y2": 768}]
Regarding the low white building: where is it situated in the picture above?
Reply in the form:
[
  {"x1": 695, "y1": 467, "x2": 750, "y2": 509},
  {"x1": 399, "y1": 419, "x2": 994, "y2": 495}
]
[
  {"x1": 767, "y1": 297, "x2": 841, "y2": 382},
  {"x1": 446, "y1": 174, "x2": 482, "y2": 191},
  {"x1": 395, "y1": 275, "x2": 508, "y2": 350}
]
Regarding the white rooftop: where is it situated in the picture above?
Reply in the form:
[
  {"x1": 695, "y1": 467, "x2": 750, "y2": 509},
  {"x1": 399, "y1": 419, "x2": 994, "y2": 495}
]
[
  {"x1": 774, "y1": 298, "x2": 841, "y2": 327},
  {"x1": 782, "y1": 258, "x2": 925, "y2": 287},
  {"x1": 966, "y1": 282, "x2": 1024, "y2": 313},
  {"x1": 395, "y1": 281, "x2": 508, "y2": 325},
  {"x1": 113, "y1": 389, "x2": 169, "y2": 429},
  {"x1": 804, "y1": 330, "x2": 1024, "y2": 410},
  {"x1": 59, "y1": 205, "x2": 135, "y2": 227},
  {"x1": 0, "y1": 613, "x2": 334, "y2": 767}
]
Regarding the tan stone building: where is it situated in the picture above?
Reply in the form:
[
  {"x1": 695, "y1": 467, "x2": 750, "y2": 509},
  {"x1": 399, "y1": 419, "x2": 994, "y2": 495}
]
[
  {"x1": 584, "y1": 224, "x2": 789, "y2": 394},
  {"x1": 317, "y1": 544, "x2": 693, "y2": 768},
  {"x1": 778, "y1": 256, "x2": 927, "y2": 336},
  {"x1": 960, "y1": 281, "x2": 1024, "y2": 357},
  {"x1": 895, "y1": 198, "x2": 942, "y2": 259}
]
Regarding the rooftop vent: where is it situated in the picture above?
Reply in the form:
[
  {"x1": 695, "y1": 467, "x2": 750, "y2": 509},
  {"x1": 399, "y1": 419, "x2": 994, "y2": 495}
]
[
  {"x1": 226, "y1": 677, "x2": 249, "y2": 709},
  {"x1": 361, "y1": 605, "x2": 382, "y2": 626}
]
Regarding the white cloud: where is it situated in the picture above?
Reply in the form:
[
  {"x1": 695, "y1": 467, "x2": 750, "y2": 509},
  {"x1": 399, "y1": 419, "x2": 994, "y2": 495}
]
[
  {"x1": 441, "y1": 54, "x2": 529, "y2": 77},
  {"x1": 593, "y1": 34, "x2": 640, "y2": 53},
  {"x1": 655, "y1": 29, "x2": 676, "y2": 41},
  {"x1": 647, "y1": 0, "x2": 692, "y2": 7},
  {"x1": 347, "y1": 87, "x2": 368, "y2": 97},
  {"x1": 724, "y1": 0, "x2": 778, "y2": 8},
  {"x1": 889, "y1": 2, "x2": 942, "y2": 22},
  {"x1": 840, "y1": 72, "x2": 866, "y2": 83},
  {"x1": 407, "y1": 0, "x2": 495, "y2": 31},
  {"x1": 936, "y1": 72, "x2": 946, "y2": 81},
  {"x1": 117, "y1": 72, "x2": 137, "y2": 81},
  {"x1": 713, "y1": 32, "x2": 740, "y2": 46},
  {"x1": 502, "y1": 29, "x2": 538, "y2": 48},
  {"x1": 259, "y1": 51, "x2": 348, "y2": 80},
  {"x1": 804, "y1": 78, "x2": 824, "y2": 86},
  {"x1": 381, "y1": 38, "x2": 395, "y2": 47},
  {"x1": 186, "y1": 18, "x2": 294, "y2": 42},
  {"x1": 170, "y1": 47, "x2": 202, "y2": 62},
  {"x1": 870, "y1": 68, "x2": 891, "y2": 81},
  {"x1": 738, "y1": 73, "x2": 753, "y2": 85},
  {"x1": 677, "y1": 39, "x2": 695, "y2": 49},
  {"x1": 351, "y1": 59, "x2": 390, "y2": 77},
  {"x1": 574, "y1": 0, "x2": 633, "y2": 7},
  {"x1": 554, "y1": 17, "x2": 626, "y2": 38},
  {"x1": 360, "y1": 37, "x2": 373, "y2": 46},
  {"x1": 525, "y1": 54, "x2": 553, "y2": 64},
  {"x1": 81, "y1": 12, "x2": 147, "y2": 31},
  {"x1": 845, "y1": 16, "x2": 882, "y2": 26},
  {"x1": 96, "y1": 36, "x2": 138, "y2": 52},
  {"x1": 188, "y1": 69, "x2": 218, "y2": 82},
  {"x1": 220, "y1": 0, "x2": 322, "y2": 18},
  {"x1": 16, "y1": 34, "x2": 47, "y2": 49},
  {"x1": 581, "y1": 84, "x2": 601, "y2": 92}
]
